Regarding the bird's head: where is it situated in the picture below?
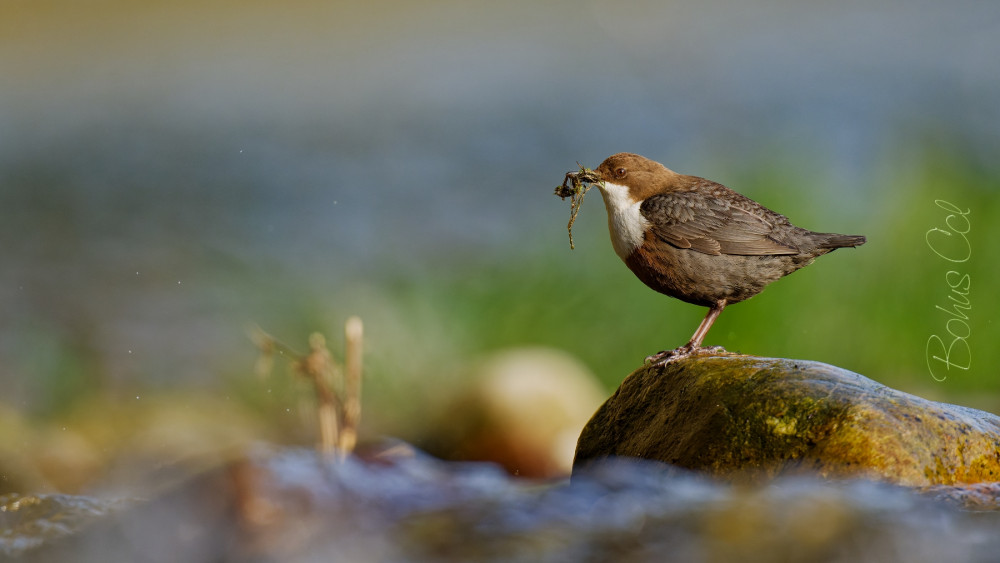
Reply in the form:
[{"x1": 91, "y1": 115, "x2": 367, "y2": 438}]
[
  {"x1": 556, "y1": 153, "x2": 681, "y2": 258},
  {"x1": 591, "y1": 153, "x2": 680, "y2": 205}
]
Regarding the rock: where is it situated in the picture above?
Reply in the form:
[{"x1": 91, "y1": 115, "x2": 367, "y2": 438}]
[
  {"x1": 574, "y1": 353, "x2": 1000, "y2": 486},
  {"x1": 423, "y1": 347, "x2": 606, "y2": 478},
  {"x1": 922, "y1": 481, "x2": 1000, "y2": 511}
]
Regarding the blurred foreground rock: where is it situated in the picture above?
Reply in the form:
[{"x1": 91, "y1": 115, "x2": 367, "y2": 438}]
[
  {"x1": 0, "y1": 396, "x2": 270, "y2": 496},
  {"x1": 575, "y1": 353, "x2": 1000, "y2": 486},
  {"x1": 7, "y1": 444, "x2": 1000, "y2": 562},
  {"x1": 423, "y1": 348, "x2": 606, "y2": 478}
]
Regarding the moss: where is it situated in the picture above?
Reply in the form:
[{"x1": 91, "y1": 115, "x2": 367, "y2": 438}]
[
  {"x1": 575, "y1": 353, "x2": 1000, "y2": 486},
  {"x1": 554, "y1": 164, "x2": 601, "y2": 250}
]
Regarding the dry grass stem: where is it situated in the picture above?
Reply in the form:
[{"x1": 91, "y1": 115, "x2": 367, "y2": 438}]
[
  {"x1": 340, "y1": 316, "x2": 364, "y2": 454},
  {"x1": 249, "y1": 319, "x2": 364, "y2": 458}
]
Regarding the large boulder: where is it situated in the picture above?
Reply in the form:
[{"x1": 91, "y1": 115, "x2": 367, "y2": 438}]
[{"x1": 574, "y1": 353, "x2": 1000, "y2": 486}]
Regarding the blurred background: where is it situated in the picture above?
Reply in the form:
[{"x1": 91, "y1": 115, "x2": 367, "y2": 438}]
[{"x1": 1, "y1": 0, "x2": 998, "y2": 492}]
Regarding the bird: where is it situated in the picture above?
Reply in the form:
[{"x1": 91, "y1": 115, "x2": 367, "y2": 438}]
[{"x1": 567, "y1": 152, "x2": 866, "y2": 363}]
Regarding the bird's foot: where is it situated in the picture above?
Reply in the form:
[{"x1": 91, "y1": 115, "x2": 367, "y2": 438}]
[{"x1": 644, "y1": 345, "x2": 728, "y2": 366}]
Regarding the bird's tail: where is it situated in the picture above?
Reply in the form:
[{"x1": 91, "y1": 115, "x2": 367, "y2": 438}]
[{"x1": 817, "y1": 233, "x2": 867, "y2": 249}]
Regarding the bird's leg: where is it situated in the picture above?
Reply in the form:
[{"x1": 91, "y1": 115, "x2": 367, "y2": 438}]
[
  {"x1": 686, "y1": 299, "x2": 726, "y2": 349},
  {"x1": 646, "y1": 299, "x2": 728, "y2": 365}
]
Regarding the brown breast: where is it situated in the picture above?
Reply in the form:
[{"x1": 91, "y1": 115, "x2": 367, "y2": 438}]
[{"x1": 624, "y1": 230, "x2": 812, "y2": 306}]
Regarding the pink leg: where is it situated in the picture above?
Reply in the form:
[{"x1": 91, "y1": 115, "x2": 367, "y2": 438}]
[
  {"x1": 645, "y1": 299, "x2": 728, "y2": 365},
  {"x1": 686, "y1": 299, "x2": 727, "y2": 349}
]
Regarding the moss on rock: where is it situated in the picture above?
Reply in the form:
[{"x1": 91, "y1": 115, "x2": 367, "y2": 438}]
[{"x1": 574, "y1": 353, "x2": 1000, "y2": 486}]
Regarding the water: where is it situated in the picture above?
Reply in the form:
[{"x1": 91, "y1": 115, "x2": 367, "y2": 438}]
[{"x1": 7, "y1": 448, "x2": 1000, "y2": 562}]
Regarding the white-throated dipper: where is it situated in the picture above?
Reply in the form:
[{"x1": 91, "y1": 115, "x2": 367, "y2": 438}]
[{"x1": 561, "y1": 152, "x2": 866, "y2": 363}]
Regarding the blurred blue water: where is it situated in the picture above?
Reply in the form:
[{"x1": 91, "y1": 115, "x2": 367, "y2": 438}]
[{"x1": 1, "y1": 0, "x2": 998, "y2": 400}]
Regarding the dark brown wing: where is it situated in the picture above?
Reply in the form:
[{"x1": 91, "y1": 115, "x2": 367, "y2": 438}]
[{"x1": 639, "y1": 190, "x2": 799, "y2": 256}]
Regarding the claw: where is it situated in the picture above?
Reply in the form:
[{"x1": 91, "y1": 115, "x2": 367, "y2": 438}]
[{"x1": 645, "y1": 345, "x2": 728, "y2": 366}]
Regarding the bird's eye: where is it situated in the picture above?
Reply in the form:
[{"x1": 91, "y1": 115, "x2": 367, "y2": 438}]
[{"x1": 615, "y1": 167, "x2": 627, "y2": 179}]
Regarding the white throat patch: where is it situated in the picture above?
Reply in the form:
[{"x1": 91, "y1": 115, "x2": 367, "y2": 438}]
[{"x1": 597, "y1": 181, "x2": 649, "y2": 261}]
